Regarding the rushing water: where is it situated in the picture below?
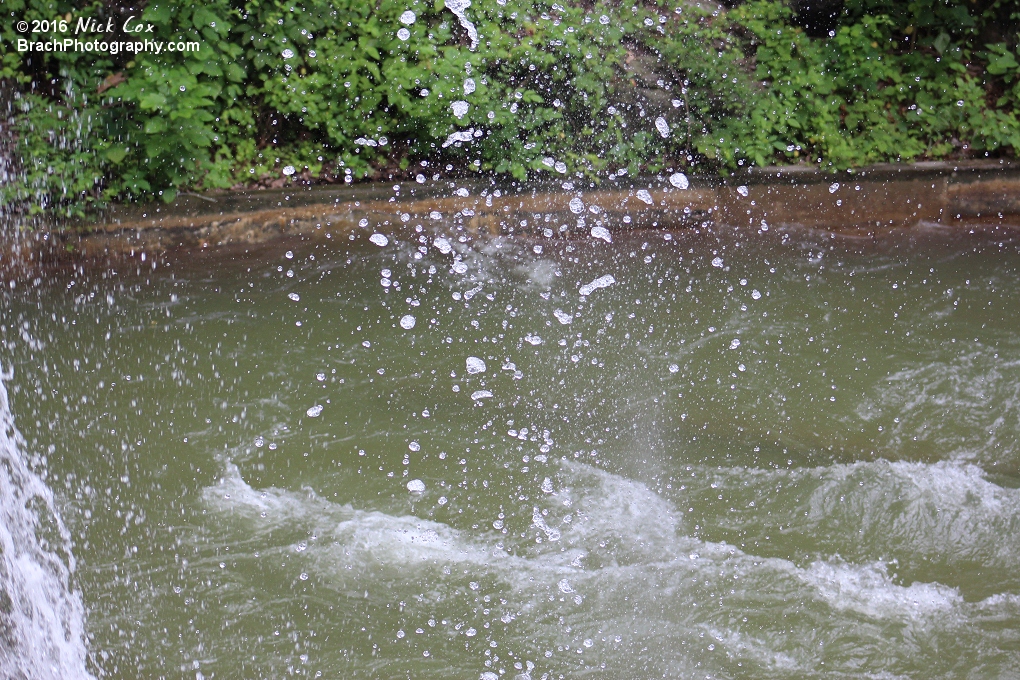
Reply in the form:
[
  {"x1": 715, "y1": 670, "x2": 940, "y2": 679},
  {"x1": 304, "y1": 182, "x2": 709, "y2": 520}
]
[{"x1": 2, "y1": 218, "x2": 1020, "y2": 678}]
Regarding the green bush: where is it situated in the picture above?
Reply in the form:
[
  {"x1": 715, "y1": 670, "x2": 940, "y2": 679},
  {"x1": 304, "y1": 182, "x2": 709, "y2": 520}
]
[{"x1": 1, "y1": 0, "x2": 1018, "y2": 216}]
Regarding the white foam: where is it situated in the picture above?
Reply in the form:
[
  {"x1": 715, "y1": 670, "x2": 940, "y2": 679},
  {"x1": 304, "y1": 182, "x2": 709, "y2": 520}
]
[{"x1": 801, "y1": 559, "x2": 961, "y2": 620}]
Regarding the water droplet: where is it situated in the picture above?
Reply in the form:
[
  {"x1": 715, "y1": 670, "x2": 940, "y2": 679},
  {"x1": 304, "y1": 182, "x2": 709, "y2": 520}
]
[
  {"x1": 654, "y1": 116, "x2": 670, "y2": 138},
  {"x1": 829, "y1": 182, "x2": 840, "y2": 193},
  {"x1": 636, "y1": 189, "x2": 653, "y2": 204},
  {"x1": 668, "y1": 363, "x2": 679, "y2": 373},
  {"x1": 471, "y1": 390, "x2": 493, "y2": 400},
  {"x1": 590, "y1": 226, "x2": 612, "y2": 243},
  {"x1": 451, "y1": 100, "x2": 470, "y2": 118},
  {"x1": 400, "y1": 314, "x2": 416, "y2": 329},
  {"x1": 433, "y1": 237, "x2": 453, "y2": 254},
  {"x1": 282, "y1": 165, "x2": 295, "y2": 176},
  {"x1": 306, "y1": 404, "x2": 323, "y2": 417},
  {"x1": 579, "y1": 274, "x2": 616, "y2": 297},
  {"x1": 557, "y1": 579, "x2": 574, "y2": 593},
  {"x1": 369, "y1": 233, "x2": 389, "y2": 247},
  {"x1": 407, "y1": 479, "x2": 426, "y2": 493},
  {"x1": 712, "y1": 257, "x2": 724, "y2": 268},
  {"x1": 282, "y1": 48, "x2": 294, "y2": 59},
  {"x1": 463, "y1": 78, "x2": 476, "y2": 95},
  {"x1": 568, "y1": 197, "x2": 584, "y2": 214},
  {"x1": 288, "y1": 292, "x2": 300, "y2": 301},
  {"x1": 397, "y1": 27, "x2": 410, "y2": 40},
  {"x1": 553, "y1": 309, "x2": 573, "y2": 325},
  {"x1": 751, "y1": 289, "x2": 762, "y2": 300},
  {"x1": 525, "y1": 334, "x2": 543, "y2": 345},
  {"x1": 669, "y1": 172, "x2": 689, "y2": 190},
  {"x1": 736, "y1": 185, "x2": 749, "y2": 197},
  {"x1": 399, "y1": 10, "x2": 416, "y2": 24},
  {"x1": 408, "y1": 441, "x2": 421, "y2": 452},
  {"x1": 466, "y1": 357, "x2": 486, "y2": 374},
  {"x1": 729, "y1": 338, "x2": 741, "y2": 350}
]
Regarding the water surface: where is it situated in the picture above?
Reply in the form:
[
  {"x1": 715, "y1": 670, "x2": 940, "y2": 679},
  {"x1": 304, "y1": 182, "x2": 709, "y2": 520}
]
[{"x1": 3, "y1": 219, "x2": 1020, "y2": 679}]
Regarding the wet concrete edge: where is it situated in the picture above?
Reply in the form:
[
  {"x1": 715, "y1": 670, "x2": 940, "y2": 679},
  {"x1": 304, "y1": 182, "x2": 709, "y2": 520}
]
[{"x1": 2, "y1": 160, "x2": 1019, "y2": 271}]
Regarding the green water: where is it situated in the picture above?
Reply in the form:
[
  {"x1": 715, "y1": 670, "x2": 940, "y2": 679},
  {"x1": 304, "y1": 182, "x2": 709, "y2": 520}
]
[{"x1": 3, "y1": 220, "x2": 1020, "y2": 679}]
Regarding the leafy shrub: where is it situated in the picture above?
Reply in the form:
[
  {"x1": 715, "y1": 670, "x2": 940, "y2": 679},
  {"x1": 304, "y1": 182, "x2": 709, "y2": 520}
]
[{"x1": 1, "y1": 0, "x2": 1018, "y2": 215}]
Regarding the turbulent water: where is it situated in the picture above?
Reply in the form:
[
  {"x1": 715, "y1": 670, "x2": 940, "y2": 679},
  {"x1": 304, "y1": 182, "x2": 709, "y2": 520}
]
[
  {"x1": 0, "y1": 364, "x2": 92, "y2": 679},
  {"x1": 2, "y1": 217, "x2": 1020, "y2": 678}
]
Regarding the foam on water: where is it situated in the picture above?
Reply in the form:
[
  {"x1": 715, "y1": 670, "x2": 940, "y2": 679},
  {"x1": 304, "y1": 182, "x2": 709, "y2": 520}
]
[
  {"x1": 0, "y1": 366, "x2": 92, "y2": 680},
  {"x1": 198, "y1": 458, "x2": 985, "y2": 676}
]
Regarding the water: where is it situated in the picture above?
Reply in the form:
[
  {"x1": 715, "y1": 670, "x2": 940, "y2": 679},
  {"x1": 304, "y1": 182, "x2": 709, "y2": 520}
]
[{"x1": 2, "y1": 219, "x2": 1020, "y2": 678}]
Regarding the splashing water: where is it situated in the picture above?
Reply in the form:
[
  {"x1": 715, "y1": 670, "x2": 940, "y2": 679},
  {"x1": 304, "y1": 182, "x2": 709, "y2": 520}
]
[
  {"x1": 444, "y1": 0, "x2": 480, "y2": 50},
  {"x1": 0, "y1": 365, "x2": 92, "y2": 680}
]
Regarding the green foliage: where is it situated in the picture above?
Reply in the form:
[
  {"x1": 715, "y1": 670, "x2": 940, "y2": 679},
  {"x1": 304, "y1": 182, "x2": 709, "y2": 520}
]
[{"x1": 1, "y1": 0, "x2": 1018, "y2": 215}]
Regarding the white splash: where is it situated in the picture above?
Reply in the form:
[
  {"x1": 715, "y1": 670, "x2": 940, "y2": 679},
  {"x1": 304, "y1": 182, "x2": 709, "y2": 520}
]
[
  {"x1": 654, "y1": 116, "x2": 670, "y2": 138},
  {"x1": 669, "y1": 172, "x2": 689, "y2": 190},
  {"x1": 0, "y1": 365, "x2": 93, "y2": 680},
  {"x1": 444, "y1": 0, "x2": 479, "y2": 49},
  {"x1": 442, "y1": 129, "x2": 475, "y2": 148},
  {"x1": 579, "y1": 274, "x2": 616, "y2": 297}
]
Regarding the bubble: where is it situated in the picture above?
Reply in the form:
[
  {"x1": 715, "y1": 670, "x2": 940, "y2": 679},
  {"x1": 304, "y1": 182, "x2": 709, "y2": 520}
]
[
  {"x1": 400, "y1": 314, "x2": 416, "y2": 329},
  {"x1": 306, "y1": 404, "x2": 323, "y2": 417},
  {"x1": 369, "y1": 233, "x2": 389, "y2": 247},
  {"x1": 407, "y1": 479, "x2": 426, "y2": 493}
]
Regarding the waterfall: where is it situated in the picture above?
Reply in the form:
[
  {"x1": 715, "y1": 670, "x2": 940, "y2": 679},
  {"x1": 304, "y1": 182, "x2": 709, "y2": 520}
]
[{"x1": 0, "y1": 364, "x2": 92, "y2": 679}]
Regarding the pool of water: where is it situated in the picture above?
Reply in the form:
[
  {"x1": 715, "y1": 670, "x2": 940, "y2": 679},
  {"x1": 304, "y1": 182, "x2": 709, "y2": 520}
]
[{"x1": 3, "y1": 219, "x2": 1020, "y2": 678}]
